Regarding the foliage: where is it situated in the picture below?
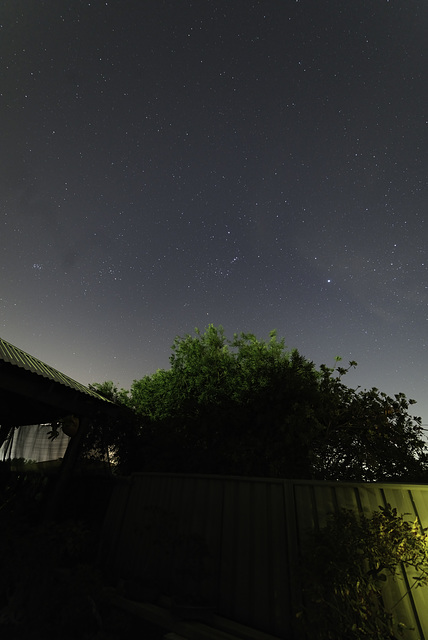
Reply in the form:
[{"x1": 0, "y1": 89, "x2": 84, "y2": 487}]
[
  {"x1": 298, "y1": 504, "x2": 428, "y2": 639},
  {"x1": 89, "y1": 380, "x2": 130, "y2": 406},
  {"x1": 312, "y1": 363, "x2": 427, "y2": 482},
  {"x1": 80, "y1": 382, "x2": 138, "y2": 473},
  {"x1": 0, "y1": 510, "x2": 104, "y2": 639},
  {"x1": 129, "y1": 325, "x2": 322, "y2": 477},
  {"x1": 123, "y1": 325, "x2": 427, "y2": 480},
  {"x1": 0, "y1": 461, "x2": 163, "y2": 639}
]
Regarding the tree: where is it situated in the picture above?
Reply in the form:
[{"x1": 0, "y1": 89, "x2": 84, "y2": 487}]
[
  {"x1": 312, "y1": 367, "x2": 427, "y2": 481},
  {"x1": 127, "y1": 325, "x2": 428, "y2": 481},
  {"x1": 88, "y1": 380, "x2": 130, "y2": 406},
  {"x1": 128, "y1": 326, "x2": 320, "y2": 476},
  {"x1": 80, "y1": 382, "x2": 137, "y2": 472}
]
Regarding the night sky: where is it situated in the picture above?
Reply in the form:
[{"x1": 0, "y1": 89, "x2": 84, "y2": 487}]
[{"x1": 2, "y1": 1, "x2": 428, "y2": 427}]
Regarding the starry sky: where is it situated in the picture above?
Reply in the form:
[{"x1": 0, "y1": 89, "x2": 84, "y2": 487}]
[{"x1": 2, "y1": 1, "x2": 428, "y2": 427}]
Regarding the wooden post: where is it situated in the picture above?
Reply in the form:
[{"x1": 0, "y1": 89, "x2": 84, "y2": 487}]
[
  {"x1": 43, "y1": 415, "x2": 92, "y2": 519},
  {"x1": 0, "y1": 423, "x2": 13, "y2": 452}
]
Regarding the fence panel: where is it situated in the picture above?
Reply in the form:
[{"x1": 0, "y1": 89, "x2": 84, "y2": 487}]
[{"x1": 100, "y1": 475, "x2": 428, "y2": 639}]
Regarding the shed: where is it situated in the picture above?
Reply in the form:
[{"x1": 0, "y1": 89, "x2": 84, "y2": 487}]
[
  {"x1": 0, "y1": 336, "x2": 122, "y2": 440},
  {"x1": 0, "y1": 336, "x2": 126, "y2": 512}
]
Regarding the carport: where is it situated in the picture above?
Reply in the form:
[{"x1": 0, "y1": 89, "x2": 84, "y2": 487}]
[{"x1": 0, "y1": 336, "x2": 125, "y2": 515}]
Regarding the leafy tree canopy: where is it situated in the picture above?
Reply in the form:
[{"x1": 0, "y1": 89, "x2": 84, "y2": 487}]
[
  {"x1": 80, "y1": 381, "x2": 136, "y2": 471},
  {"x1": 122, "y1": 325, "x2": 427, "y2": 481}
]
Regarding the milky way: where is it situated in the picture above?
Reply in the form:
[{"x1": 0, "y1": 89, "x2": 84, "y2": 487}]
[{"x1": 1, "y1": 0, "x2": 427, "y2": 427}]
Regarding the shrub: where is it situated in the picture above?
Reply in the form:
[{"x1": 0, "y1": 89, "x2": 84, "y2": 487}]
[{"x1": 298, "y1": 504, "x2": 428, "y2": 639}]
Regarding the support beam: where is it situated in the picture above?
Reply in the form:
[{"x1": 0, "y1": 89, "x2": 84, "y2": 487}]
[{"x1": 43, "y1": 415, "x2": 92, "y2": 519}]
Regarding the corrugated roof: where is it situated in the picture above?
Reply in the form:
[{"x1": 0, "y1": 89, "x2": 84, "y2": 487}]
[{"x1": 0, "y1": 337, "x2": 111, "y2": 404}]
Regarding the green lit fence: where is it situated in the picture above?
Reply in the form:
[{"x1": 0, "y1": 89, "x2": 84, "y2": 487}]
[{"x1": 99, "y1": 474, "x2": 428, "y2": 639}]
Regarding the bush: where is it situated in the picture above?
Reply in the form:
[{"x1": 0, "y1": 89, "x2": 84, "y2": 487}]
[
  {"x1": 0, "y1": 517, "x2": 104, "y2": 637},
  {"x1": 298, "y1": 504, "x2": 428, "y2": 639}
]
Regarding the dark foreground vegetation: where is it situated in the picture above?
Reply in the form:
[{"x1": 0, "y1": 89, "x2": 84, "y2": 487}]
[{"x1": 0, "y1": 468, "x2": 165, "y2": 640}]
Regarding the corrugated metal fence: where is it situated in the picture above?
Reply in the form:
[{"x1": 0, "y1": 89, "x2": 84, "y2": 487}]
[{"x1": 99, "y1": 473, "x2": 428, "y2": 639}]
